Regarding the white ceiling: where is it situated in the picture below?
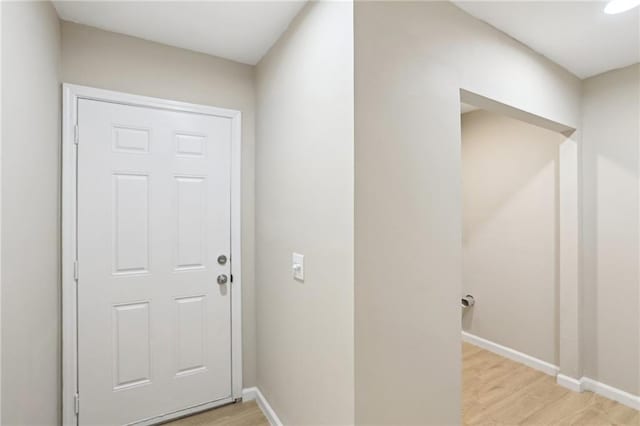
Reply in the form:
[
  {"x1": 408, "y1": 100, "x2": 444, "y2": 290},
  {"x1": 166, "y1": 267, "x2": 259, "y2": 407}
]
[
  {"x1": 52, "y1": 1, "x2": 307, "y2": 65},
  {"x1": 54, "y1": 1, "x2": 638, "y2": 77},
  {"x1": 453, "y1": 1, "x2": 640, "y2": 79}
]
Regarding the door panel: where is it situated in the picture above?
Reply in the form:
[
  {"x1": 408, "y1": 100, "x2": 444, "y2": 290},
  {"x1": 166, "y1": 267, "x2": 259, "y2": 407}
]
[
  {"x1": 175, "y1": 176, "x2": 206, "y2": 270},
  {"x1": 113, "y1": 173, "x2": 150, "y2": 274},
  {"x1": 112, "y1": 302, "x2": 151, "y2": 390},
  {"x1": 175, "y1": 295, "x2": 207, "y2": 376},
  {"x1": 77, "y1": 98, "x2": 232, "y2": 425}
]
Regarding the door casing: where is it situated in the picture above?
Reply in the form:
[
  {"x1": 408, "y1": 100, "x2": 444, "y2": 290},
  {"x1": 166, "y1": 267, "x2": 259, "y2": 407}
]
[{"x1": 62, "y1": 83, "x2": 243, "y2": 425}]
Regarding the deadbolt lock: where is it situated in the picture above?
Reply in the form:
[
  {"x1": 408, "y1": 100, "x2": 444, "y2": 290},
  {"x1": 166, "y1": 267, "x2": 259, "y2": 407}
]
[
  {"x1": 217, "y1": 274, "x2": 228, "y2": 285},
  {"x1": 217, "y1": 255, "x2": 228, "y2": 265}
]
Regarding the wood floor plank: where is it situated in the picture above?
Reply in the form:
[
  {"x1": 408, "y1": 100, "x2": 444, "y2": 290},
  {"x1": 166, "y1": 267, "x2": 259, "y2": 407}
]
[
  {"x1": 463, "y1": 343, "x2": 640, "y2": 426},
  {"x1": 164, "y1": 343, "x2": 637, "y2": 426},
  {"x1": 520, "y1": 390, "x2": 599, "y2": 425},
  {"x1": 164, "y1": 401, "x2": 269, "y2": 426}
]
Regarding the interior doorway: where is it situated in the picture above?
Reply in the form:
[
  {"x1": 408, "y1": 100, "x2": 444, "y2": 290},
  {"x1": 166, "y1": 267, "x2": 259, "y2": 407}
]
[
  {"x1": 461, "y1": 103, "x2": 563, "y2": 365},
  {"x1": 458, "y1": 90, "x2": 583, "y2": 424}
]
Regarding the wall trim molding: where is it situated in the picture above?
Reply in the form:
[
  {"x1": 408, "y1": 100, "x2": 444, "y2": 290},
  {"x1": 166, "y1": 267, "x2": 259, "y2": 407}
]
[
  {"x1": 463, "y1": 332, "x2": 640, "y2": 411},
  {"x1": 462, "y1": 331, "x2": 560, "y2": 376},
  {"x1": 557, "y1": 375, "x2": 640, "y2": 410},
  {"x1": 581, "y1": 377, "x2": 640, "y2": 411},
  {"x1": 242, "y1": 387, "x2": 283, "y2": 426},
  {"x1": 556, "y1": 374, "x2": 583, "y2": 392}
]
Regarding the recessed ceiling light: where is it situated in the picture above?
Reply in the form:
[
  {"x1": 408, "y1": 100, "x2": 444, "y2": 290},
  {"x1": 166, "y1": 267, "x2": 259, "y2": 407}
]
[{"x1": 604, "y1": 0, "x2": 640, "y2": 14}]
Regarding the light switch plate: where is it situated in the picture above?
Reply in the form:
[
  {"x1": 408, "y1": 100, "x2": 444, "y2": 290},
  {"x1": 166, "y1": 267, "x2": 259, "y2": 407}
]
[{"x1": 292, "y1": 252, "x2": 304, "y2": 281}]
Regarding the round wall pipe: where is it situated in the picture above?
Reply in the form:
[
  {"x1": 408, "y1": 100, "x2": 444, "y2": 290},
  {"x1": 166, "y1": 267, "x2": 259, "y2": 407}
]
[{"x1": 461, "y1": 294, "x2": 475, "y2": 308}]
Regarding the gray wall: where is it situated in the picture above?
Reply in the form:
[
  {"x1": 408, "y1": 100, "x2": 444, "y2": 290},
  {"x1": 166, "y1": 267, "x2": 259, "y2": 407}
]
[
  {"x1": 1, "y1": 1, "x2": 61, "y2": 424},
  {"x1": 255, "y1": 2, "x2": 354, "y2": 424},
  {"x1": 582, "y1": 64, "x2": 640, "y2": 396},
  {"x1": 462, "y1": 109, "x2": 565, "y2": 365},
  {"x1": 61, "y1": 21, "x2": 258, "y2": 388},
  {"x1": 354, "y1": 2, "x2": 581, "y2": 424}
]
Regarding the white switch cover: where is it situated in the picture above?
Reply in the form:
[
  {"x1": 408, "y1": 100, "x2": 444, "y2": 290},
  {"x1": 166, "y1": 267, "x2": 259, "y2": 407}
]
[{"x1": 292, "y1": 252, "x2": 304, "y2": 281}]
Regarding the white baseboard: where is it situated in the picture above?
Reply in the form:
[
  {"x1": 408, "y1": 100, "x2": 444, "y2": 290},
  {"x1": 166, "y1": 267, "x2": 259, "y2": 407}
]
[
  {"x1": 242, "y1": 387, "x2": 283, "y2": 426},
  {"x1": 581, "y1": 377, "x2": 640, "y2": 411},
  {"x1": 241, "y1": 387, "x2": 258, "y2": 402},
  {"x1": 462, "y1": 331, "x2": 559, "y2": 376},
  {"x1": 557, "y1": 376, "x2": 640, "y2": 410},
  {"x1": 463, "y1": 332, "x2": 640, "y2": 411},
  {"x1": 556, "y1": 374, "x2": 583, "y2": 392}
]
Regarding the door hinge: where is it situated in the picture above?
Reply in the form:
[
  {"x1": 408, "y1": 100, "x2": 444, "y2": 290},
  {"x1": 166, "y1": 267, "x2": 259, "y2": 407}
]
[
  {"x1": 74, "y1": 393, "x2": 80, "y2": 415},
  {"x1": 73, "y1": 260, "x2": 79, "y2": 281},
  {"x1": 230, "y1": 274, "x2": 233, "y2": 283},
  {"x1": 74, "y1": 124, "x2": 79, "y2": 145}
]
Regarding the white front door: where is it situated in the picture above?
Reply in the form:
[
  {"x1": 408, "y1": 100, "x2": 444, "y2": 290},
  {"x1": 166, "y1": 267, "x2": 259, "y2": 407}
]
[{"x1": 77, "y1": 98, "x2": 233, "y2": 425}]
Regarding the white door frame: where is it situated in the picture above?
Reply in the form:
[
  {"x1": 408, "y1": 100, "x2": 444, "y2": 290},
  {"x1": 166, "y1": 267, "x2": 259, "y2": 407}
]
[{"x1": 62, "y1": 84, "x2": 243, "y2": 425}]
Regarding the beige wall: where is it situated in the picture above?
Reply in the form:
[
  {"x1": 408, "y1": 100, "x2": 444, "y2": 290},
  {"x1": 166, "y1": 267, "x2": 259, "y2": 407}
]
[
  {"x1": 1, "y1": 1, "x2": 61, "y2": 424},
  {"x1": 462, "y1": 109, "x2": 565, "y2": 365},
  {"x1": 582, "y1": 64, "x2": 640, "y2": 396},
  {"x1": 61, "y1": 21, "x2": 258, "y2": 388},
  {"x1": 2, "y1": 3, "x2": 635, "y2": 425},
  {"x1": 354, "y1": 2, "x2": 581, "y2": 424},
  {"x1": 255, "y1": 2, "x2": 354, "y2": 424}
]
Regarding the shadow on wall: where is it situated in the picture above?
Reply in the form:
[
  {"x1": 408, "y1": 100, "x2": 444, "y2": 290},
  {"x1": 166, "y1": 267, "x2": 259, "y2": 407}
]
[
  {"x1": 581, "y1": 65, "x2": 640, "y2": 396},
  {"x1": 461, "y1": 109, "x2": 565, "y2": 243},
  {"x1": 460, "y1": 108, "x2": 566, "y2": 364}
]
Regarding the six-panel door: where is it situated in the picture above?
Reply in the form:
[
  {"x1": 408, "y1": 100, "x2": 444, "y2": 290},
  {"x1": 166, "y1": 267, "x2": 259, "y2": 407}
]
[{"x1": 77, "y1": 99, "x2": 232, "y2": 425}]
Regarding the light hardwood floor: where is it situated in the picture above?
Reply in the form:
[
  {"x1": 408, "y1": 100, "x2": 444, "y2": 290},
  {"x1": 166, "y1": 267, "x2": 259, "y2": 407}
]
[
  {"x1": 166, "y1": 343, "x2": 639, "y2": 426},
  {"x1": 463, "y1": 342, "x2": 639, "y2": 425},
  {"x1": 165, "y1": 401, "x2": 268, "y2": 426}
]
